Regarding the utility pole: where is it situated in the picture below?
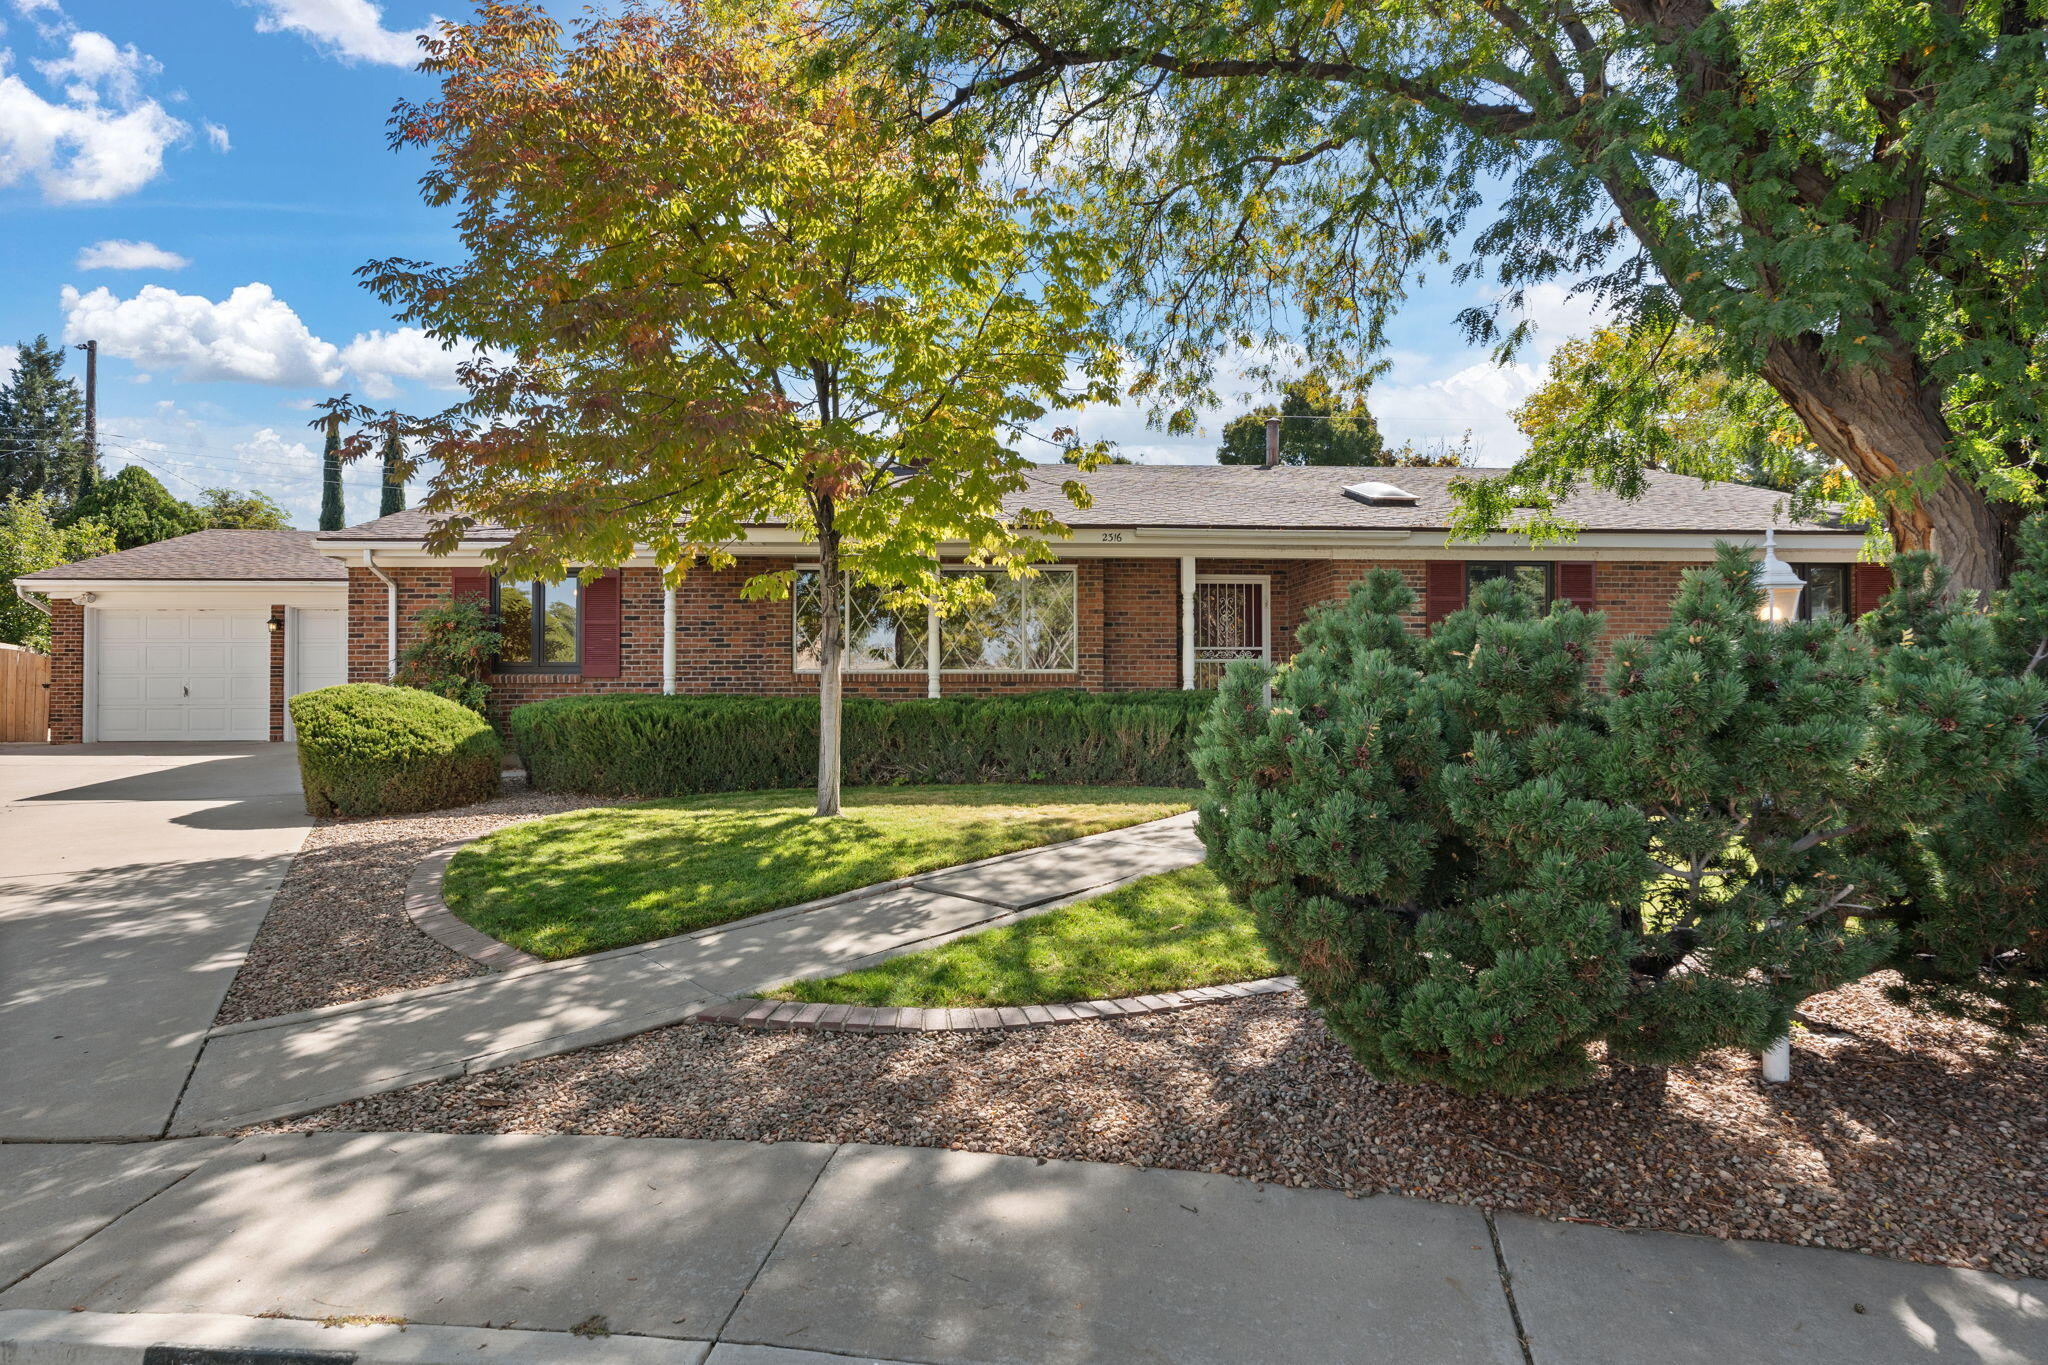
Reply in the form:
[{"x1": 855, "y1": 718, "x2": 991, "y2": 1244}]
[{"x1": 73, "y1": 339, "x2": 98, "y2": 498}]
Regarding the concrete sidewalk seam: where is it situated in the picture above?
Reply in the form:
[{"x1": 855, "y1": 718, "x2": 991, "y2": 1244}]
[
  {"x1": 0, "y1": 1158, "x2": 211, "y2": 1296},
  {"x1": 1483, "y1": 1208, "x2": 1536, "y2": 1365},
  {"x1": 712, "y1": 1144, "x2": 844, "y2": 1347}
]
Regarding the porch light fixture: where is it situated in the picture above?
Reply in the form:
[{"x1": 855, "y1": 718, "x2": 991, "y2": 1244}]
[
  {"x1": 1753, "y1": 528, "x2": 1805, "y2": 625},
  {"x1": 266, "y1": 614, "x2": 285, "y2": 635}
]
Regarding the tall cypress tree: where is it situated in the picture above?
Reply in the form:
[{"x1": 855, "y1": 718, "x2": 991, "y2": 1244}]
[
  {"x1": 318, "y1": 414, "x2": 346, "y2": 532},
  {"x1": 379, "y1": 420, "x2": 406, "y2": 517},
  {"x1": 0, "y1": 336, "x2": 88, "y2": 504}
]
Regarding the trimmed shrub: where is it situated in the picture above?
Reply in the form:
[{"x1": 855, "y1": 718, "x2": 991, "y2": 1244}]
[
  {"x1": 511, "y1": 690, "x2": 1210, "y2": 796},
  {"x1": 292, "y1": 683, "x2": 503, "y2": 817}
]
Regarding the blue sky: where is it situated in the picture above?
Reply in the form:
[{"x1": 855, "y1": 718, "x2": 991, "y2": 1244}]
[{"x1": 1, "y1": 0, "x2": 1604, "y2": 529}]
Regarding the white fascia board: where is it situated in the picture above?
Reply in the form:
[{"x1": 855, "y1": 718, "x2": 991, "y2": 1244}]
[{"x1": 24, "y1": 582, "x2": 348, "y2": 612}]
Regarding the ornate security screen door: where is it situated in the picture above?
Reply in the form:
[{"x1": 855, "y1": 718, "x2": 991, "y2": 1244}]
[{"x1": 1194, "y1": 577, "x2": 1269, "y2": 687}]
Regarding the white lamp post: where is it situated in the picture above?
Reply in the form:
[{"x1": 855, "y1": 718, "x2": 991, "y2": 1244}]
[
  {"x1": 1754, "y1": 527, "x2": 1804, "y2": 1083},
  {"x1": 1753, "y1": 527, "x2": 1806, "y2": 625}
]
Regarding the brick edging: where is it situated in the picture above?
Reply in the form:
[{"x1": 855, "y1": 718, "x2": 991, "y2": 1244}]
[
  {"x1": 694, "y1": 976, "x2": 1298, "y2": 1034},
  {"x1": 404, "y1": 841, "x2": 545, "y2": 971}
]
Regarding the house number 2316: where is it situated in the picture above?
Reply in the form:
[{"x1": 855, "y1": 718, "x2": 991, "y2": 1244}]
[{"x1": 1097, "y1": 532, "x2": 1125, "y2": 543}]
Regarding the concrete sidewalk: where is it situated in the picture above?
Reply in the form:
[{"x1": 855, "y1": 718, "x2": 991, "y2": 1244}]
[
  {"x1": 168, "y1": 814, "x2": 1207, "y2": 1133},
  {"x1": 2, "y1": 1134, "x2": 2041, "y2": 1364},
  {"x1": 0, "y1": 743, "x2": 312, "y2": 1141}
]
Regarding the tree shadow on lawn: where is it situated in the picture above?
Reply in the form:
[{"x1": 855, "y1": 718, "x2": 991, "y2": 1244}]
[{"x1": 444, "y1": 786, "x2": 1192, "y2": 958}]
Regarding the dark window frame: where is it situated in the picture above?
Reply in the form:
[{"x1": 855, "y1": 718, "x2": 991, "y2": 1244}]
[
  {"x1": 1793, "y1": 563, "x2": 1850, "y2": 621},
  {"x1": 491, "y1": 574, "x2": 583, "y2": 674},
  {"x1": 1465, "y1": 561, "x2": 1555, "y2": 605}
]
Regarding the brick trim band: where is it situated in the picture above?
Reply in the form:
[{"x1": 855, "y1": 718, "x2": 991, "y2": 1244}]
[{"x1": 694, "y1": 976, "x2": 1299, "y2": 1034}]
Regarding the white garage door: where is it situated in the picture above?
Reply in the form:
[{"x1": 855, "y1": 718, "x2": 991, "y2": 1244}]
[
  {"x1": 287, "y1": 608, "x2": 347, "y2": 738},
  {"x1": 96, "y1": 610, "x2": 270, "y2": 742}
]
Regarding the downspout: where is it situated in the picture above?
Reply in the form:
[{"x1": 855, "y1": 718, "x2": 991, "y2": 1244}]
[
  {"x1": 16, "y1": 587, "x2": 52, "y2": 622},
  {"x1": 363, "y1": 549, "x2": 398, "y2": 679},
  {"x1": 662, "y1": 585, "x2": 677, "y2": 694}
]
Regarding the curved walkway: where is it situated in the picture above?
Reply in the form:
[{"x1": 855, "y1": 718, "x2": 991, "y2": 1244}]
[{"x1": 168, "y1": 812, "x2": 1206, "y2": 1134}]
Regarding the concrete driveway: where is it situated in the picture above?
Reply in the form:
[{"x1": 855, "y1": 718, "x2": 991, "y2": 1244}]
[{"x1": 0, "y1": 743, "x2": 310, "y2": 1140}]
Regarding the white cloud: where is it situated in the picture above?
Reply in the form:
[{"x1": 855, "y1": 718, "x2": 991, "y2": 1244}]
[
  {"x1": 1371, "y1": 360, "x2": 1545, "y2": 468},
  {"x1": 62, "y1": 281, "x2": 344, "y2": 386},
  {"x1": 35, "y1": 29, "x2": 153, "y2": 104},
  {"x1": 337, "y1": 326, "x2": 470, "y2": 399},
  {"x1": 76, "y1": 238, "x2": 189, "y2": 270},
  {"x1": 0, "y1": 30, "x2": 186, "y2": 201},
  {"x1": 243, "y1": 0, "x2": 435, "y2": 67},
  {"x1": 203, "y1": 120, "x2": 229, "y2": 152}
]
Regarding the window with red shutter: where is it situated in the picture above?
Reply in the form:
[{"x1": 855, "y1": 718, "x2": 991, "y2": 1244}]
[
  {"x1": 1424, "y1": 561, "x2": 1466, "y2": 624},
  {"x1": 1852, "y1": 563, "x2": 1893, "y2": 618},
  {"x1": 1556, "y1": 562, "x2": 1597, "y2": 611},
  {"x1": 581, "y1": 571, "x2": 621, "y2": 678}
]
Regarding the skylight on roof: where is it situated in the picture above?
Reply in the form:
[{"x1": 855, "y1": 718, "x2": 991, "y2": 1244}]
[{"x1": 1342, "y1": 480, "x2": 1420, "y2": 507}]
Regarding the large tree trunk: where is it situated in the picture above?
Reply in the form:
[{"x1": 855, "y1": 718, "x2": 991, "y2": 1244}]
[
  {"x1": 815, "y1": 503, "x2": 844, "y2": 818},
  {"x1": 1761, "y1": 338, "x2": 2005, "y2": 597}
]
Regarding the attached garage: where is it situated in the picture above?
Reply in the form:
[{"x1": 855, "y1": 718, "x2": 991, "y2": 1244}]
[
  {"x1": 96, "y1": 609, "x2": 271, "y2": 741},
  {"x1": 13, "y1": 529, "x2": 351, "y2": 744}
]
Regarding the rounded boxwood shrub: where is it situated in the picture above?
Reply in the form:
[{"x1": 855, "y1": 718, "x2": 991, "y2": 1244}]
[
  {"x1": 511, "y1": 691, "x2": 1210, "y2": 797},
  {"x1": 291, "y1": 683, "x2": 502, "y2": 817}
]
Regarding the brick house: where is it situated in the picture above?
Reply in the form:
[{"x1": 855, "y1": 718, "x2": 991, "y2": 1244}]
[{"x1": 14, "y1": 465, "x2": 1880, "y2": 744}]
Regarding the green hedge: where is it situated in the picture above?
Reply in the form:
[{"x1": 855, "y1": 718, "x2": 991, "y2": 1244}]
[
  {"x1": 291, "y1": 683, "x2": 503, "y2": 817},
  {"x1": 510, "y1": 690, "x2": 1209, "y2": 796}
]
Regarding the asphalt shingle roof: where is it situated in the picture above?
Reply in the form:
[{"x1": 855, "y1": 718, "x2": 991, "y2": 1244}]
[
  {"x1": 17, "y1": 529, "x2": 348, "y2": 583},
  {"x1": 317, "y1": 464, "x2": 1851, "y2": 542}
]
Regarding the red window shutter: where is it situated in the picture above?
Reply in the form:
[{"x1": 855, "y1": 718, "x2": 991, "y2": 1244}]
[
  {"x1": 1851, "y1": 563, "x2": 1893, "y2": 618},
  {"x1": 450, "y1": 568, "x2": 491, "y2": 603},
  {"x1": 581, "y1": 570, "x2": 622, "y2": 677},
  {"x1": 1424, "y1": 561, "x2": 1466, "y2": 624},
  {"x1": 1556, "y1": 561, "x2": 1597, "y2": 611}
]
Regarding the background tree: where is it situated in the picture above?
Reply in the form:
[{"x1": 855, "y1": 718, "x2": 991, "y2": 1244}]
[
  {"x1": 198, "y1": 487, "x2": 292, "y2": 530},
  {"x1": 1217, "y1": 381, "x2": 1385, "y2": 466},
  {"x1": 0, "y1": 336, "x2": 88, "y2": 504},
  {"x1": 344, "y1": 2, "x2": 1114, "y2": 817},
  {"x1": 1498, "y1": 323, "x2": 1845, "y2": 537},
  {"x1": 0, "y1": 494, "x2": 115, "y2": 650},
  {"x1": 315, "y1": 411, "x2": 346, "y2": 532},
  {"x1": 1194, "y1": 549, "x2": 2042, "y2": 1093},
  {"x1": 61, "y1": 466, "x2": 204, "y2": 550},
  {"x1": 841, "y1": 0, "x2": 2047, "y2": 593},
  {"x1": 379, "y1": 421, "x2": 406, "y2": 517}
]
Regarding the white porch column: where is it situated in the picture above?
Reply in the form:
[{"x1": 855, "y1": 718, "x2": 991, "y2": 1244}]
[
  {"x1": 1179, "y1": 555, "x2": 1197, "y2": 690},
  {"x1": 926, "y1": 601, "x2": 941, "y2": 698},
  {"x1": 661, "y1": 586, "x2": 677, "y2": 694}
]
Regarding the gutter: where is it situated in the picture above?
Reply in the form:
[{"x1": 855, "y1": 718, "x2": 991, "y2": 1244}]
[{"x1": 363, "y1": 549, "x2": 399, "y2": 679}]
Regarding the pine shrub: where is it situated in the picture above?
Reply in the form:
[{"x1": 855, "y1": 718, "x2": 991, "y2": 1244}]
[
  {"x1": 1871, "y1": 515, "x2": 2048, "y2": 1036},
  {"x1": 292, "y1": 683, "x2": 502, "y2": 817},
  {"x1": 1194, "y1": 549, "x2": 2043, "y2": 1095},
  {"x1": 511, "y1": 690, "x2": 1209, "y2": 796}
]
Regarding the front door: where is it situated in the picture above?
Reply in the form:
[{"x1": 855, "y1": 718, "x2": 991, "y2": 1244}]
[{"x1": 1194, "y1": 577, "x2": 1269, "y2": 687}]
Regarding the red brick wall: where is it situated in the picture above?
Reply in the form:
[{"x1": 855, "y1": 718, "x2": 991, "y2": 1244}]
[
  {"x1": 334, "y1": 554, "x2": 1712, "y2": 730},
  {"x1": 48, "y1": 598, "x2": 82, "y2": 744},
  {"x1": 268, "y1": 604, "x2": 286, "y2": 742}
]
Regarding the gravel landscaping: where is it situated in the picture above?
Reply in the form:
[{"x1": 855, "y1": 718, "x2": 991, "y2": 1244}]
[
  {"x1": 255, "y1": 972, "x2": 2048, "y2": 1280},
  {"x1": 214, "y1": 788, "x2": 607, "y2": 1026}
]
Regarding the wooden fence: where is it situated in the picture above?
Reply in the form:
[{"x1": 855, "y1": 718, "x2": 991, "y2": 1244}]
[{"x1": 0, "y1": 643, "x2": 51, "y2": 742}]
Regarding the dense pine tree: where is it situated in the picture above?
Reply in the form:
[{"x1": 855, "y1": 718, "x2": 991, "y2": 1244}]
[
  {"x1": 318, "y1": 414, "x2": 346, "y2": 532},
  {"x1": 379, "y1": 421, "x2": 406, "y2": 517},
  {"x1": 1871, "y1": 519, "x2": 2048, "y2": 1035},
  {"x1": 0, "y1": 337, "x2": 89, "y2": 504},
  {"x1": 1195, "y1": 545, "x2": 2044, "y2": 1094}
]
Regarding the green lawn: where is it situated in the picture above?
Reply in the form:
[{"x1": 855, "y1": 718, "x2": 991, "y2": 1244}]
[
  {"x1": 442, "y1": 785, "x2": 1195, "y2": 959},
  {"x1": 768, "y1": 864, "x2": 1275, "y2": 1008}
]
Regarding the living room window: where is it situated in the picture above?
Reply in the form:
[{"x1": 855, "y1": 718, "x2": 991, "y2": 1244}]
[
  {"x1": 493, "y1": 575, "x2": 581, "y2": 672},
  {"x1": 1466, "y1": 562, "x2": 1554, "y2": 604},
  {"x1": 793, "y1": 566, "x2": 1077, "y2": 672},
  {"x1": 1794, "y1": 563, "x2": 1848, "y2": 620}
]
